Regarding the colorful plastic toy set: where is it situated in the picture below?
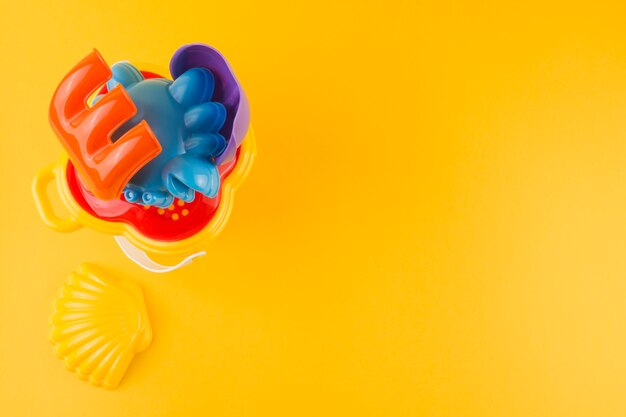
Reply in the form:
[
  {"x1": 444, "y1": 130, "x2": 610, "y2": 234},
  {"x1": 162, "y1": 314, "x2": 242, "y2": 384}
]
[{"x1": 33, "y1": 44, "x2": 255, "y2": 388}]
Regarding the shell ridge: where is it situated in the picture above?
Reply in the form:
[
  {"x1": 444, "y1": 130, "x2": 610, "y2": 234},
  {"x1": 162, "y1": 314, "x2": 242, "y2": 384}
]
[{"x1": 50, "y1": 264, "x2": 152, "y2": 389}]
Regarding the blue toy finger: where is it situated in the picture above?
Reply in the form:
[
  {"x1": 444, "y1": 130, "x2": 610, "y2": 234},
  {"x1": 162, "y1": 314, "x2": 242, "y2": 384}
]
[
  {"x1": 164, "y1": 176, "x2": 196, "y2": 202},
  {"x1": 141, "y1": 190, "x2": 174, "y2": 208},
  {"x1": 184, "y1": 133, "x2": 227, "y2": 157},
  {"x1": 169, "y1": 68, "x2": 215, "y2": 107},
  {"x1": 163, "y1": 155, "x2": 220, "y2": 198},
  {"x1": 123, "y1": 184, "x2": 143, "y2": 203},
  {"x1": 107, "y1": 62, "x2": 144, "y2": 91},
  {"x1": 184, "y1": 102, "x2": 227, "y2": 132}
]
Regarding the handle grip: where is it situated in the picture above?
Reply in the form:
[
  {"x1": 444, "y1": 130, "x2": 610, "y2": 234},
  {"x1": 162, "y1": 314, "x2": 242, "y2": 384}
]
[
  {"x1": 32, "y1": 164, "x2": 83, "y2": 232},
  {"x1": 114, "y1": 236, "x2": 205, "y2": 273}
]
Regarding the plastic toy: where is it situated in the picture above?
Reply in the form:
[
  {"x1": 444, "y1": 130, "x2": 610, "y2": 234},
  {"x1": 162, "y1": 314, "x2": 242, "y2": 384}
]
[
  {"x1": 50, "y1": 264, "x2": 152, "y2": 389},
  {"x1": 98, "y1": 62, "x2": 228, "y2": 208},
  {"x1": 33, "y1": 44, "x2": 255, "y2": 272},
  {"x1": 33, "y1": 43, "x2": 254, "y2": 389}
]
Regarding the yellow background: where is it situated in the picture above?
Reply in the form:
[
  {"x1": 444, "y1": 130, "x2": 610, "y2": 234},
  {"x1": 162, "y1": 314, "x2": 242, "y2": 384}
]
[{"x1": 2, "y1": 0, "x2": 626, "y2": 416}]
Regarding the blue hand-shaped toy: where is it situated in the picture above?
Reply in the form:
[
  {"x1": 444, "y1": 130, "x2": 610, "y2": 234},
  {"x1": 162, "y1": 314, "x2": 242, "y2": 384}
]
[{"x1": 95, "y1": 62, "x2": 227, "y2": 208}]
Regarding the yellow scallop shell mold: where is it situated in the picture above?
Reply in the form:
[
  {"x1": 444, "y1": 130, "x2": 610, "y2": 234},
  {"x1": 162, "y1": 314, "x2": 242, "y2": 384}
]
[{"x1": 50, "y1": 264, "x2": 152, "y2": 389}]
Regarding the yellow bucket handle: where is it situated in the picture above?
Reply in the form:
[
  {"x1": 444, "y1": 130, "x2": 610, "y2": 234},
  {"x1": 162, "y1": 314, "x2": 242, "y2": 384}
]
[{"x1": 32, "y1": 164, "x2": 83, "y2": 232}]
